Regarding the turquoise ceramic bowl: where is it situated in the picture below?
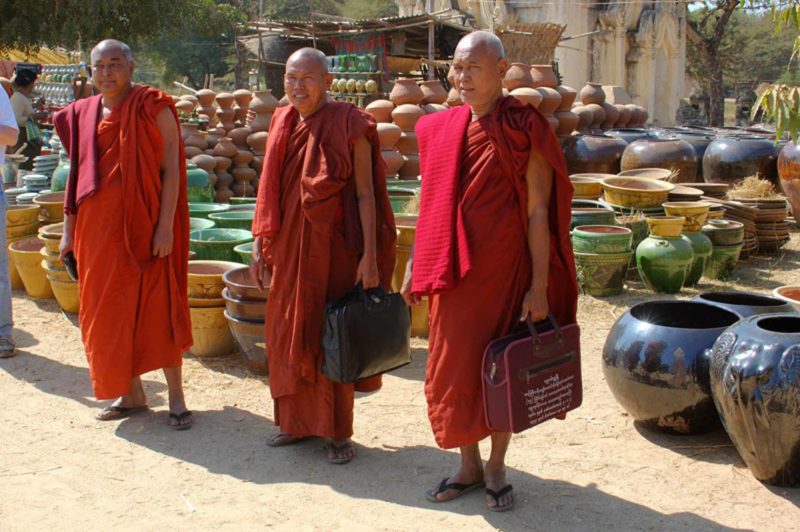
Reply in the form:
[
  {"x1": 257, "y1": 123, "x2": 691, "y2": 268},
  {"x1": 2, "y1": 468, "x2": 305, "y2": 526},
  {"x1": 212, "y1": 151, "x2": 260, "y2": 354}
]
[
  {"x1": 188, "y1": 202, "x2": 230, "y2": 220},
  {"x1": 208, "y1": 211, "x2": 255, "y2": 230},
  {"x1": 190, "y1": 217, "x2": 216, "y2": 231},
  {"x1": 189, "y1": 228, "x2": 253, "y2": 263},
  {"x1": 234, "y1": 242, "x2": 253, "y2": 264}
]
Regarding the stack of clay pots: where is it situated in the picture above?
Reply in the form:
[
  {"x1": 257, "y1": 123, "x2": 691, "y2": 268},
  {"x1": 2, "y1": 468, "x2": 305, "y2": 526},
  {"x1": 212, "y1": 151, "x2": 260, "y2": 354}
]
[
  {"x1": 38, "y1": 222, "x2": 79, "y2": 313},
  {"x1": 222, "y1": 265, "x2": 269, "y2": 375},
  {"x1": 573, "y1": 82, "x2": 648, "y2": 133},
  {"x1": 8, "y1": 236, "x2": 53, "y2": 300},
  {"x1": 392, "y1": 215, "x2": 428, "y2": 336},
  {"x1": 187, "y1": 260, "x2": 239, "y2": 358},
  {"x1": 6, "y1": 204, "x2": 41, "y2": 289}
]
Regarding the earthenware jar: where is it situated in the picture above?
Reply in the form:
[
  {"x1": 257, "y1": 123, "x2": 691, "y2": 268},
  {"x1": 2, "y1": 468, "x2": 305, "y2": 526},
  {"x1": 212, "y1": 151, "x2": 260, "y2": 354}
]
[
  {"x1": 232, "y1": 89, "x2": 252, "y2": 124},
  {"x1": 389, "y1": 78, "x2": 424, "y2": 106},
  {"x1": 701, "y1": 219, "x2": 744, "y2": 246},
  {"x1": 377, "y1": 123, "x2": 402, "y2": 150},
  {"x1": 709, "y1": 314, "x2": 800, "y2": 485},
  {"x1": 703, "y1": 242, "x2": 743, "y2": 280},
  {"x1": 635, "y1": 216, "x2": 694, "y2": 293},
  {"x1": 247, "y1": 131, "x2": 268, "y2": 156},
  {"x1": 606, "y1": 128, "x2": 655, "y2": 145},
  {"x1": 601, "y1": 102, "x2": 619, "y2": 130},
  {"x1": 228, "y1": 127, "x2": 252, "y2": 149},
  {"x1": 530, "y1": 64, "x2": 558, "y2": 89},
  {"x1": 382, "y1": 149, "x2": 404, "y2": 177},
  {"x1": 365, "y1": 99, "x2": 395, "y2": 123},
  {"x1": 212, "y1": 137, "x2": 237, "y2": 159},
  {"x1": 391, "y1": 104, "x2": 425, "y2": 132},
  {"x1": 503, "y1": 63, "x2": 533, "y2": 91},
  {"x1": 419, "y1": 80, "x2": 447, "y2": 105},
  {"x1": 603, "y1": 301, "x2": 740, "y2": 433},
  {"x1": 248, "y1": 90, "x2": 278, "y2": 132},
  {"x1": 572, "y1": 105, "x2": 593, "y2": 132},
  {"x1": 556, "y1": 85, "x2": 577, "y2": 111},
  {"x1": 510, "y1": 87, "x2": 542, "y2": 108},
  {"x1": 614, "y1": 104, "x2": 632, "y2": 128},
  {"x1": 561, "y1": 134, "x2": 627, "y2": 175},
  {"x1": 571, "y1": 225, "x2": 632, "y2": 254},
  {"x1": 777, "y1": 141, "x2": 800, "y2": 220},
  {"x1": 579, "y1": 82, "x2": 605, "y2": 105},
  {"x1": 554, "y1": 110, "x2": 578, "y2": 136},
  {"x1": 584, "y1": 103, "x2": 605, "y2": 131},
  {"x1": 621, "y1": 137, "x2": 698, "y2": 183},
  {"x1": 691, "y1": 291, "x2": 800, "y2": 318},
  {"x1": 398, "y1": 154, "x2": 420, "y2": 178},
  {"x1": 703, "y1": 136, "x2": 778, "y2": 186}
]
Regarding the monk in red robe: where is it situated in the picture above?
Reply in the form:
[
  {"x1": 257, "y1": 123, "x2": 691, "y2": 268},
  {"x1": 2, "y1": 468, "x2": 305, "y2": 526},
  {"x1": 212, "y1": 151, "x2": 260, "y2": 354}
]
[
  {"x1": 54, "y1": 40, "x2": 193, "y2": 429},
  {"x1": 402, "y1": 32, "x2": 578, "y2": 511},
  {"x1": 251, "y1": 48, "x2": 396, "y2": 464}
]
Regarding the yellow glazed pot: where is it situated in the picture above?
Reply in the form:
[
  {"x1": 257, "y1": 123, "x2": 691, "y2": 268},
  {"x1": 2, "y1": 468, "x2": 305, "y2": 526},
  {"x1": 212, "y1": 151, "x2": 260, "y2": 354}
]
[
  {"x1": 33, "y1": 192, "x2": 66, "y2": 224},
  {"x1": 6, "y1": 221, "x2": 39, "y2": 239},
  {"x1": 6, "y1": 234, "x2": 29, "y2": 289},
  {"x1": 8, "y1": 238, "x2": 53, "y2": 299},
  {"x1": 646, "y1": 216, "x2": 686, "y2": 238},
  {"x1": 411, "y1": 297, "x2": 429, "y2": 337},
  {"x1": 602, "y1": 176, "x2": 675, "y2": 209},
  {"x1": 662, "y1": 201, "x2": 711, "y2": 232},
  {"x1": 569, "y1": 174, "x2": 611, "y2": 200},
  {"x1": 188, "y1": 305, "x2": 235, "y2": 357},
  {"x1": 43, "y1": 264, "x2": 79, "y2": 314},
  {"x1": 40, "y1": 248, "x2": 65, "y2": 270},
  {"x1": 187, "y1": 260, "x2": 242, "y2": 299},
  {"x1": 6, "y1": 205, "x2": 40, "y2": 226},
  {"x1": 38, "y1": 234, "x2": 61, "y2": 255}
]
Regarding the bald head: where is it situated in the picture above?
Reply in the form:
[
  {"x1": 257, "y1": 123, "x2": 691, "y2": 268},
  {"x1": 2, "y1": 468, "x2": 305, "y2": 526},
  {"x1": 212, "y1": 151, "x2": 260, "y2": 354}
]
[
  {"x1": 455, "y1": 31, "x2": 505, "y2": 62},
  {"x1": 286, "y1": 47, "x2": 328, "y2": 75},
  {"x1": 91, "y1": 39, "x2": 133, "y2": 63},
  {"x1": 284, "y1": 47, "x2": 332, "y2": 118}
]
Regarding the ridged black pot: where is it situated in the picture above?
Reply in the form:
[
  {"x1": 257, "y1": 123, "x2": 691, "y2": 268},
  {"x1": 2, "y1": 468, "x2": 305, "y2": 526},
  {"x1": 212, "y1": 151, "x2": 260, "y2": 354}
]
[
  {"x1": 710, "y1": 314, "x2": 800, "y2": 486},
  {"x1": 602, "y1": 301, "x2": 740, "y2": 434},
  {"x1": 692, "y1": 291, "x2": 799, "y2": 318}
]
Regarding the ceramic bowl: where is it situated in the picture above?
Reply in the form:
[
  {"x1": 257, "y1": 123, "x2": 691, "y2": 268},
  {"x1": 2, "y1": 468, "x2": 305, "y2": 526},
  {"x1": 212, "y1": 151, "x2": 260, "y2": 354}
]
[
  {"x1": 602, "y1": 177, "x2": 675, "y2": 209},
  {"x1": 617, "y1": 168, "x2": 674, "y2": 180},
  {"x1": 190, "y1": 217, "x2": 216, "y2": 231},
  {"x1": 771, "y1": 286, "x2": 800, "y2": 312},
  {"x1": 208, "y1": 211, "x2": 254, "y2": 231},
  {"x1": 6, "y1": 205, "x2": 40, "y2": 226},
  {"x1": 222, "y1": 288, "x2": 265, "y2": 322},
  {"x1": 233, "y1": 242, "x2": 253, "y2": 264},
  {"x1": 223, "y1": 265, "x2": 269, "y2": 301},
  {"x1": 187, "y1": 260, "x2": 242, "y2": 299},
  {"x1": 224, "y1": 310, "x2": 268, "y2": 376},
  {"x1": 189, "y1": 228, "x2": 253, "y2": 262},
  {"x1": 188, "y1": 202, "x2": 230, "y2": 220}
]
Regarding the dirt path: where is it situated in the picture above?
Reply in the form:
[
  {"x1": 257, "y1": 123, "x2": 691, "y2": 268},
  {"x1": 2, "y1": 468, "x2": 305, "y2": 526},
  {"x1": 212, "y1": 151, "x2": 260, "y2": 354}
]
[{"x1": 1, "y1": 234, "x2": 798, "y2": 531}]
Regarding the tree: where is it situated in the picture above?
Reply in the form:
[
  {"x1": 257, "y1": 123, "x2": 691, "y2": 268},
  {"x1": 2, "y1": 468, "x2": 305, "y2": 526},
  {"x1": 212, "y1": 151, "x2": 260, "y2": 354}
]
[
  {"x1": 340, "y1": 0, "x2": 398, "y2": 19},
  {"x1": 686, "y1": 0, "x2": 742, "y2": 126}
]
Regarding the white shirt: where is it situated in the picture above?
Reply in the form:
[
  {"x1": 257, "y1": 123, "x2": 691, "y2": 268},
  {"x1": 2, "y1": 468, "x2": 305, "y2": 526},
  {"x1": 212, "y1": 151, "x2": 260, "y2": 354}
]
[
  {"x1": 9, "y1": 91, "x2": 33, "y2": 128},
  {"x1": 0, "y1": 89, "x2": 20, "y2": 166}
]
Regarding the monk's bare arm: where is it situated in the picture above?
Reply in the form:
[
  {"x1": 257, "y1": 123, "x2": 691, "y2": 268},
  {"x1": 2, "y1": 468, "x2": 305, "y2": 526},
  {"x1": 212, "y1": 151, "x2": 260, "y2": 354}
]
[
  {"x1": 521, "y1": 149, "x2": 553, "y2": 322},
  {"x1": 353, "y1": 135, "x2": 379, "y2": 289},
  {"x1": 59, "y1": 214, "x2": 76, "y2": 260},
  {"x1": 153, "y1": 107, "x2": 181, "y2": 258}
]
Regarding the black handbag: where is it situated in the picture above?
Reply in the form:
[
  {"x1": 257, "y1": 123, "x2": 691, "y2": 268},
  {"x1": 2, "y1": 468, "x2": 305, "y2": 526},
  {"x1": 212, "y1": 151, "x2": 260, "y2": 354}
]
[{"x1": 321, "y1": 284, "x2": 411, "y2": 383}]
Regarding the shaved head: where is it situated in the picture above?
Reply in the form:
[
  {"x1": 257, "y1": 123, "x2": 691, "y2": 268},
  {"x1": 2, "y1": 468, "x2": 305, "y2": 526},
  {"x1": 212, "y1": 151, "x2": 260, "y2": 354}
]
[
  {"x1": 455, "y1": 31, "x2": 505, "y2": 62},
  {"x1": 91, "y1": 39, "x2": 133, "y2": 63},
  {"x1": 284, "y1": 47, "x2": 332, "y2": 118},
  {"x1": 451, "y1": 31, "x2": 507, "y2": 114},
  {"x1": 286, "y1": 47, "x2": 328, "y2": 75}
]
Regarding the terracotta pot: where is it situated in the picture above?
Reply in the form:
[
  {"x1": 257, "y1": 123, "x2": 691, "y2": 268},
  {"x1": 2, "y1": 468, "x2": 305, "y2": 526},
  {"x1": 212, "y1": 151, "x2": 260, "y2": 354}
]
[
  {"x1": 382, "y1": 149, "x2": 404, "y2": 177},
  {"x1": 185, "y1": 130, "x2": 208, "y2": 151},
  {"x1": 365, "y1": 99, "x2": 395, "y2": 123},
  {"x1": 181, "y1": 121, "x2": 199, "y2": 142},
  {"x1": 391, "y1": 104, "x2": 425, "y2": 132},
  {"x1": 247, "y1": 131, "x2": 268, "y2": 155},
  {"x1": 191, "y1": 154, "x2": 217, "y2": 174},
  {"x1": 398, "y1": 154, "x2": 420, "y2": 178},
  {"x1": 232, "y1": 89, "x2": 252, "y2": 108},
  {"x1": 389, "y1": 78, "x2": 424, "y2": 106},
  {"x1": 626, "y1": 104, "x2": 644, "y2": 127},
  {"x1": 179, "y1": 95, "x2": 198, "y2": 109},
  {"x1": 396, "y1": 131, "x2": 419, "y2": 155},
  {"x1": 233, "y1": 150, "x2": 254, "y2": 167},
  {"x1": 184, "y1": 146, "x2": 204, "y2": 158},
  {"x1": 555, "y1": 111, "x2": 579, "y2": 136},
  {"x1": 510, "y1": 87, "x2": 542, "y2": 108},
  {"x1": 614, "y1": 104, "x2": 632, "y2": 128},
  {"x1": 561, "y1": 134, "x2": 628, "y2": 175},
  {"x1": 703, "y1": 136, "x2": 779, "y2": 186},
  {"x1": 536, "y1": 87, "x2": 561, "y2": 115},
  {"x1": 215, "y1": 109, "x2": 234, "y2": 131},
  {"x1": 530, "y1": 64, "x2": 558, "y2": 89},
  {"x1": 503, "y1": 63, "x2": 533, "y2": 91},
  {"x1": 446, "y1": 88, "x2": 462, "y2": 107},
  {"x1": 206, "y1": 128, "x2": 224, "y2": 149},
  {"x1": 580, "y1": 82, "x2": 605, "y2": 105},
  {"x1": 196, "y1": 89, "x2": 216, "y2": 106},
  {"x1": 212, "y1": 137, "x2": 237, "y2": 158},
  {"x1": 419, "y1": 80, "x2": 447, "y2": 104},
  {"x1": 621, "y1": 137, "x2": 699, "y2": 183},
  {"x1": 584, "y1": 103, "x2": 605, "y2": 131},
  {"x1": 249, "y1": 90, "x2": 278, "y2": 114},
  {"x1": 199, "y1": 104, "x2": 217, "y2": 123},
  {"x1": 228, "y1": 127, "x2": 252, "y2": 149},
  {"x1": 214, "y1": 156, "x2": 232, "y2": 173},
  {"x1": 556, "y1": 85, "x2": 577, "y2": 111},
  {"x1": 377, "y1": 123, "x2": 402, "y2": 150},
  {"x1": 249, "y1": 111, "x2": 271, "y2": 133},
  {"x1": 251, "y1": 155, "x2": 263, "y2": 175},
  {"x1": 777, "y1": 141, "x2": 800, "y2": 219},
  {"x1": 215, "y1": 92, "x2": 234, "y2": 110},
  {"x1": 601, "y1": 102, "x2": 619, "y2": 130},
  {"x1": 572, "y1": 105, "x2": 593, "y2": 133}
]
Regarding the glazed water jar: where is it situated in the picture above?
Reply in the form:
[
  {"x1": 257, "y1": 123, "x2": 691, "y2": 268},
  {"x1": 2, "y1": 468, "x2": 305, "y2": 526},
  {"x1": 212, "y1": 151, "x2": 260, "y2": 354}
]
[
  {"x1": 635, "y1": 217, "x2": 694, "y2": 293},
  {"x1": 620, "y1": 137, "x2": 698, "y2": 183},
  {"x1": 571, "y1": 225, "x2": 632, "y2": 254},
  {"x1": 561, "y1": 134, "x2": 627, "y2": 175},
  {"x1": 574, "y1": 250, "x2": 632, "y2": 296},
  {"x1": 703, "y1": 136, "x2": 778, "y2": 186},
  {"x1": 703, "y1": 243, "x2": 743, "y2": 280},
  {"x1": 682, "y1": 230, "x2": 713, "y2": 287}
]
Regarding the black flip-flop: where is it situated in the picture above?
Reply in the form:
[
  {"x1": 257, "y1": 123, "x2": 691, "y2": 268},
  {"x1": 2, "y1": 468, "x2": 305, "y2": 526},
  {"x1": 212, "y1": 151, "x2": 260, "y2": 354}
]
[
  {"x1": 486, "y1": 484, "x2": 514, "y2": 512},
  {"x1": 425, "y1": 477, "x2": 485, "y2": 503},
  {"x1": 96, "y1": 405, "x2": 149, "y2": 421},
  {"x1": 169, "y1": 410, "x2": 194, "y2": 431},
  {"x1": 266, "y1": 433, "x2": 308, "y2": 447},
  {"x1": 326, "y1": 442, "x2": 356, "y2": 465}
]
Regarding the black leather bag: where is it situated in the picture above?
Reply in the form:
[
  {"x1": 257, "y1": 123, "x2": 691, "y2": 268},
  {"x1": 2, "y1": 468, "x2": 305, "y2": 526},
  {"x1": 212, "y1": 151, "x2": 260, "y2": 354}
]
[{"x1": 322, "y1": 284, "x2": 411, "y2": 383}]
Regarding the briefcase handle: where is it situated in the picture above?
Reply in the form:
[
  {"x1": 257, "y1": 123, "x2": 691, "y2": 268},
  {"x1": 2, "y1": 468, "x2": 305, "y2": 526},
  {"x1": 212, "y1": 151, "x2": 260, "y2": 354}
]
[
  {"x1": 525, "y1": 314, "x2": 563, "y2": 350},
  {"x1": 356, "y1": 283, "x2": 390, "y2": 305}
]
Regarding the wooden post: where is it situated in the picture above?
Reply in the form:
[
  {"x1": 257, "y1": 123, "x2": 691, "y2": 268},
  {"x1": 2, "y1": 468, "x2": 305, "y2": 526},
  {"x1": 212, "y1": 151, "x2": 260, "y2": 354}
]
[{"x1": 427, "y1": 1, "x2": 434, "y2": 80}]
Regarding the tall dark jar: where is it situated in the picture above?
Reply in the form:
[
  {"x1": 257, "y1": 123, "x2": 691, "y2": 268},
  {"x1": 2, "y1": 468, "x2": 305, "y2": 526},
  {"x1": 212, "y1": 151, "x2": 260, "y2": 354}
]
[
  {"x1": 703, "y1": 136, "x2": 779, "y2": 186},
  {"x1": 562, "y1": 134, "x2": 628, "y2": 175},
  {"x1": 620, "y1": 137, "x2": 698, "y2": 183}
]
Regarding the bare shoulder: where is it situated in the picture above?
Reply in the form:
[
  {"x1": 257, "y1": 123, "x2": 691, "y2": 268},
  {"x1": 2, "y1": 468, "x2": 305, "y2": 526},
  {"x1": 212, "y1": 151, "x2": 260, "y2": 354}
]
[{"x1": 155, "y1": 107, "x2": 178, "y2": 139}]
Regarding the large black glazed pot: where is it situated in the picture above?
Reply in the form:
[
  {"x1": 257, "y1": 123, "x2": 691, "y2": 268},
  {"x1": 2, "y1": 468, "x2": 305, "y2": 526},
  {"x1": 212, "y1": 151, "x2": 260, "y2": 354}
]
[
  {"x1": 675, "y1": 132, "x2": 715, "y2": 181},
  {"x1": 562, "y1": 134, "x2": 628, "y2": 175},
  {"x1": 709, "y1": 314, "x2": 800, "y2": 486},
  {"x1": 620, "y1": 136, "x2": 698, "y2": 183},
  {"x1": 605, "y1": 128, "x2": 656, "y2": 145},
  {"x1": 703, "y1": 136, "x2": 779, "y2": 187},
  {"x1": 602, "y1": 301, "x2": 740, "y2": 434},
  {"x1": 692, "y1": 291, "x2": 799, "y2": 318}
]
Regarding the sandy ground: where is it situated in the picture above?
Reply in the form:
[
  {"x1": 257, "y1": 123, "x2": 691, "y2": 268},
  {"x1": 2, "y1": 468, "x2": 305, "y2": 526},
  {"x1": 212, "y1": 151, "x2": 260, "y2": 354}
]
[{"x1": 1, "y1": 233, "x2": 799, "y2": 531}]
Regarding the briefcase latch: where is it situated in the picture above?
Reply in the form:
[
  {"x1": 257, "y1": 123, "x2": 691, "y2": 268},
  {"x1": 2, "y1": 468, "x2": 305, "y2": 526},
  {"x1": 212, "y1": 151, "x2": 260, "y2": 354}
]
[{"x1": 490, "y1": 362, "x2": 497, "y2": 380}]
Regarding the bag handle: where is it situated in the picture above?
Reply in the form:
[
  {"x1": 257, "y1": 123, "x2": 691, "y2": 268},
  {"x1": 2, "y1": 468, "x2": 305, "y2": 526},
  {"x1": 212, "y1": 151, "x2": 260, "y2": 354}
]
[
  {"x1": 525, "y1": 314, "x2": 563, "y2": 350},
  {"x1": 356, "y1": 282, "x2": 389, "y2": 305}
]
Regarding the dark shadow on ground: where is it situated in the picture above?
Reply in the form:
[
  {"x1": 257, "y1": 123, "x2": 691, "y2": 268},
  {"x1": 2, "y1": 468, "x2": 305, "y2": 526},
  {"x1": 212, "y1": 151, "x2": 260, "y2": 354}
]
[
  {"x1": 391, "y1": 345, "x2": 428, "y2": 382},
  {"x1": 116, "y1": 406, "x2": 746, "y2": 531},
  {"x1": 633, "y1": 422, "x2": 739, "y2": 465},
  {"x1": 11, "y1": 328, "x2": 39, "y2": 349}
]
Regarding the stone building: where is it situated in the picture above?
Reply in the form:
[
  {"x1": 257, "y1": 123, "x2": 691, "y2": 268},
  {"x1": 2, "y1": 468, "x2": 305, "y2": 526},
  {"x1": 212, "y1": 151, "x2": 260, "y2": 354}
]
[{"x1": 396, "y1": 1, "x2": 688, "y2": 126}]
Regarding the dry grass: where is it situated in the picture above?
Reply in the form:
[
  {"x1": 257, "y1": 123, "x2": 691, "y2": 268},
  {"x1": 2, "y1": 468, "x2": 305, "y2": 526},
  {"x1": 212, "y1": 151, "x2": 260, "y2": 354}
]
[
  {"x1": 403, "y1": 194, "x2": 420, "y2": 214},
  {"x1": 726, "y1": 175, "x2": 784, "y2": 200}
]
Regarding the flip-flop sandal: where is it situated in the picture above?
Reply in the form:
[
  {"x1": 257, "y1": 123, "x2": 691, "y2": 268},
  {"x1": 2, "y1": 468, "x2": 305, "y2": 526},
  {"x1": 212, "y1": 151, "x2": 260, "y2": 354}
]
[
  {"x1": 169, "y1": 411, "x2": 194, "y2": 431},
  {"x1": 326, "y1": 442, "x2": 356, "y2": 465},
  {"x1": 486, "y1": 484, "x2": 514, "y2": 512},
  {"x1": 425, "y1": 477, "x2": 485, "y2": 503},
  {"x1": 96, "y1": 405, "x2": 149, "y2": 421},
  {"x1": 267, "y1": 433, "x2": 308, "y2": 447}
]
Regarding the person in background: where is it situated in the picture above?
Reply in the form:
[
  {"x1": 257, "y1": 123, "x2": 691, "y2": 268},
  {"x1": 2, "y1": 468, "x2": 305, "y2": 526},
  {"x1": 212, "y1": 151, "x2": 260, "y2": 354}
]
[
  {"x1": 10, "y1": 69, "x2": 42, "y2": 170},
  {"x1": 0, "y1": 86, "x2": 20, "y2": 358}
]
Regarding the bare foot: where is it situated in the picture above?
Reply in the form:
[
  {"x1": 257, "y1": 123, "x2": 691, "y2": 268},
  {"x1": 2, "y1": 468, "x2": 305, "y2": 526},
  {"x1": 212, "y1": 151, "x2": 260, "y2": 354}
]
[
  {"x1": 484, "y1": 463, "x2": 513, "y2": 511},
  {"x1": 327, "y1": 438, "x2": 356, "y2": 464},
  {"x1": 95, "y1": 395, "x2": 149, "y2": 421},
  {"x1": 426, "y1": 467, "x2": 484, "y2": 502},
  {"x1": 267, "y1": 433, "x2": 306, "y2": 447}
]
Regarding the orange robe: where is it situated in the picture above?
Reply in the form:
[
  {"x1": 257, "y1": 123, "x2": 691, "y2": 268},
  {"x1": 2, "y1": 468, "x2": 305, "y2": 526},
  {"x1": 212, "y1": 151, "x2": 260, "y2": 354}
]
[
  {"x1": 415, "y1": 98, "x2": 577, "y2": 449},
  {"x1": 70, "y1": 87, "x2": 192, "y2": 400},
  {"x1": 253, "y1": 102, "x2": 396, "y2": 439}
]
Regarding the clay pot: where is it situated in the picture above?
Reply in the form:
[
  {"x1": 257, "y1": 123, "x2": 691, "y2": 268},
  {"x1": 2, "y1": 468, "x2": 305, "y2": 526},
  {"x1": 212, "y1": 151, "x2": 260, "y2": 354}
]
[
  {"x1": 703, "y1": 136, "x2": 779, "y2": 186},
  {"x1": 601, "y1": 102, "x2": 619, "y2": 130},
  {"x1": 389, "y1": 78, "x2": 424, "y2": 106},
  {"x1": 247, "y1": 131, "x2": 268, "y2": 155},
  {"x1": 382, "y1": 149, "x2": 404, "y2": 177},
  {"x1": 580, "y1": 82, "x2": 605, "y2": 105},
  {"x1": 180, "y1": 121, "x2": 199, "y2": 142},
  {"x1": 709, "y1": 314, "x2": 800, "y2": 486},
  {"x1": 212, "y1": 137, "x2": 237, "y2": 158},
  {"x1": 228, "y1": 127, "x2": 252, "y2": 149},
  {"x1": 422, "y1": 103, "x2": 447, "y2": 114},
  {"x1": 614, "y1": 104, "x2": 632, "y2": 128},
  {"x1": 419, "y1": 80, "x2": 447, "y2": 104},
  {"x1": 626, "y1": 104, "x2": 644, "y2": 127},
  {"x1": 216, "y1": 108, "x2": 236, "y2": 131},
  {"x1": 365, "y1": 99, "x2": 395, "y2": 123},
  {"x1": 510, "y1": 87, "x2": 542, "y2": 108},
  {"x1": 555, "y1": 111, "x2": 579, "y2": 136},
  {"x1": 214, "y1": 156, "x2": 232, "y2": 173},
  {"x1": 446, "y1": 88, "x2": 462, "y2": 107},
  {"x1": 535, "y1": 87, "x2": 562, "y2": 116},
  {"x1": 207, "y1": 128, "x2": 225, "y2": 149},
  {"x1": 184, "y1": 146, "x2": 204, "y2": 158},
  {"x1": 635, "y1": 226, "x2": 695, "y2": 293},
  {"x1": 583, "y1": 103, "x2": 605, "y2": 131},
  {"x1": 196, "y1": 89, "x2": 216, "y2": 106},
  {"x1": 571, "y1": 225, "x2": 633, "y2": 254},
  {"x1": 503, "y1": 63, "x2": 534, "y2": 91},
  {"x1": 398, "y1": 154, "x2": 420, "y2": 178},
  {"x1": 572, "y1": 106, "x2": 593, "y2": 133},
  {"x1": 233, "y1": 89, "x2": 252, "y2": 108},
  {"x1": 777, "y1": 141, "x2": 800, "y2": 219},
  {"x1": 233, "y1": 150, "x2": 254, "y2": 167},
  {"x1": 251, "y1": 155, "x2": 263, "y2": 175},
  {"x1": 377, "y1": 123, "x2": 402, "y2": 150},
  {"x1": 249, "y1": 90, "x2": 278, "y2": 114},
  {"x1": 216, "y1": 92, "x2": 234, "y2": 110},
  {"x1": 391, "y1": 104, "x2": 425, "y2": 132},
  {"x1": 561, "y1": 134, "x2": 628, "y2": 175},
  {"x1": 621, "y1": 137, "x2": 699, "y2": 183},
  {"x1": 556, "y1": 85, "x2": 577, "y2": 111},
  {"x1": 396, "y1": 131, "x2": 418, "y2": 155},
  {"x1": 176, "y1": 100, "x2": 194, "y2": 118},
  {"x1": 191, "y1": 154, "x2": 218, "y2": 175},
  {"x1": 530, "y1": 64, "x2": 558, "y2": 89},
  {"x1": 179, "y1": 95, "x2": 198, "y2": 110},
  {"x1": 603, "y1": 301, "x2": 740, "y2": 434}
]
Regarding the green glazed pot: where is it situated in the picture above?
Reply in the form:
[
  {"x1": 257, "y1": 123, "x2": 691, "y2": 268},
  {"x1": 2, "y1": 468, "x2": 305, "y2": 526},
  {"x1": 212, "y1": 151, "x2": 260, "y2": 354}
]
[
  {"x1": 635, "y1": 234, "x2": 694, "y2": 293},
  {"x1": 230, "y1": 197, "x2": 257, "y2": 205},
  {"x1": 208, "y1": 210, "x2": 254, "y2": 230},
  {"x1": 234, "y1": 242, "x2": 253, "y2": 264},
  {"x1": 228, "y1": 203, "x2": 256, "y2": 212},
  {"x1": 571, "y1": 225, "x2": 633, "y2": 254},
  {"x1": 390, "y1": 196, "x2": 414, "y2": 214},
  {"x1": 386, "y1": 178, "x2": 421, "y2": 190},
  {"x1": 701, "y1": 219, "x2": 744, "y2": 247},
  {"x1": 189, "y1": 228, "x2": 254, "y2": 263},
  {"x1": 574, "y1": 250, "x2": 632, "y2": 297},
  {"x1": 190, "y1": 217, "x2": 216, "y2": 231},
  {"x1": 188, "y1": 202, "x2": 230, "y2": 220},
  {"x1": 51, "y1": 161, "x2": 70, "y2": 192},
  {"x1": 703, "y1": 243, "x2": 743, "y2": 280},
  {"x1": 570, "y1": 208, "x2": 617, "y2": 230},
  {"x1": 186, "y1": 163, "x2": 214, "y2": 203},
  {"x1": 683, "y1": 231, "x2": 713, "y2": 286}
]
